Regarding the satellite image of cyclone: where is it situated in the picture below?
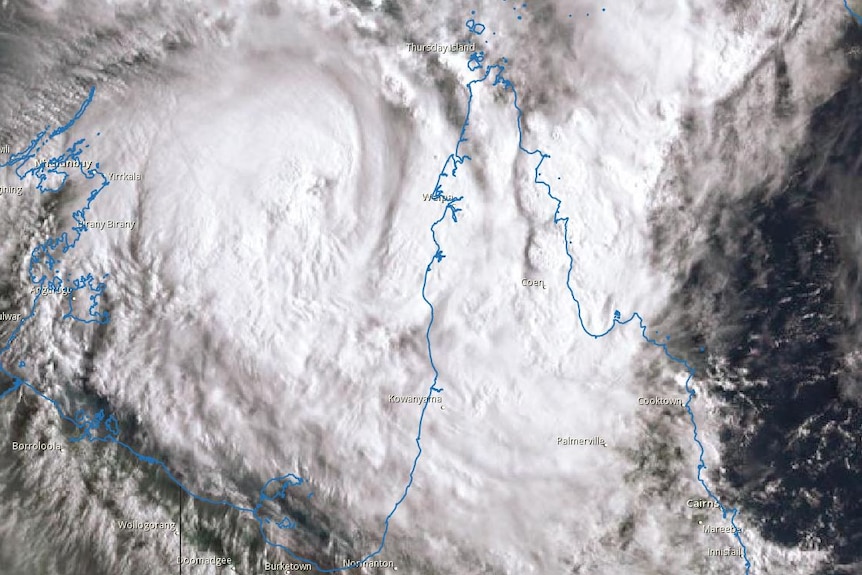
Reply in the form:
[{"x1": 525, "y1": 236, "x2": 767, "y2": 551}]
[{"x1": 0, "y1": 0, "x2": 860, "y2": 574}]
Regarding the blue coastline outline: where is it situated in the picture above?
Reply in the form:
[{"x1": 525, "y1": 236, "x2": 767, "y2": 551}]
[
  {"x1": 845, "y1": 0, "x2": 862, "y2": 23},
  {"x1": 0, "y1": 14, "x2": 750, "y2": 574},
  {"x1": 514, "y1": 91, "x2": 754, "y2": 575}
]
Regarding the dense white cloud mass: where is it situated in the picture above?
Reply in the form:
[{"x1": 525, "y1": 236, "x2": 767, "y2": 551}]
[{"x1": 0, "y1": 1, "x2": 855, "y2": 574}]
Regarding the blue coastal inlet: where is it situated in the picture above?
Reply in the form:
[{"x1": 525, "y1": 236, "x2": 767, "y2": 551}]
[{"x1": 845, "y1": 0, "x2": 862, "y2": 23}]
